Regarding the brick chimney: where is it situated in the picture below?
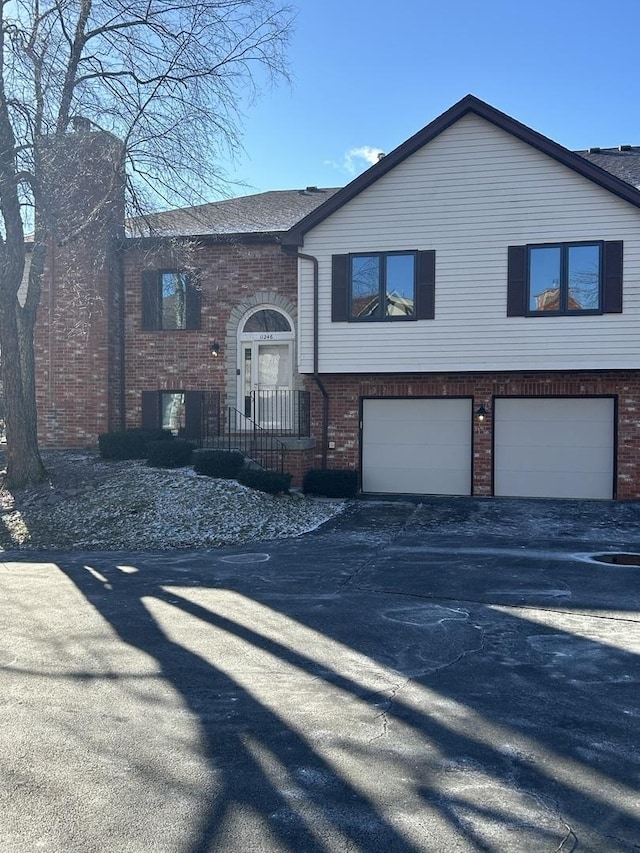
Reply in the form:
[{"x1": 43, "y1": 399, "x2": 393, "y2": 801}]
[{"x1": 35, "y1": 127, "x2": 126, "y2": 447}]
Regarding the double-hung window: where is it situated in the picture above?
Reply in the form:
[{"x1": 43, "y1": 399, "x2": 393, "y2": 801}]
[
  {"x1": 141, "y1": 269, "x2": 201, "y2": 330},
  {"x1": 507, "y1": 241, "x2": 623, "y2": 317},
  {"x1": 331, "y1": 250, "x2": 436, "y2": 321}
]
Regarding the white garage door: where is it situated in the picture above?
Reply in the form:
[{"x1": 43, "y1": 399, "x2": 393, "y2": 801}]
[
  {"x1": 361, "y1": 398, "x2": 472, "y2": 495},
  {"x1": 494, "y1": 397, "x2": 615, "y2": 499}
]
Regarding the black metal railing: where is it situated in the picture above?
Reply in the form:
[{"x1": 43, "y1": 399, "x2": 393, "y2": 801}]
[
  {"x1": 248, "y1": 390, "x2": 310, "y2": 437},
  {"x1": 198, "y1": 389, "x2": 309, "y2": 472},
  {"x1": 222, "y1": 407, "x2": 286, "y2": 472},
  {"x1": 201, "y1": 390, "x2": 222, "y2": 441}
]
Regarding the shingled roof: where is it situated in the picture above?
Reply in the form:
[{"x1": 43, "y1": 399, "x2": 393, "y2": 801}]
[
  {"x1": 575, "y1": 147, "x2": 640, "y2": 190},
  {"x1": 127, "y1": 187, "x2": 340, "y2": 238}
]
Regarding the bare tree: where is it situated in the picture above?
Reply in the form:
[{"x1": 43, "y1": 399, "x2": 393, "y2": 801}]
[{"x1": 0, "y1": 0, "x2": 292, "y2": 488}]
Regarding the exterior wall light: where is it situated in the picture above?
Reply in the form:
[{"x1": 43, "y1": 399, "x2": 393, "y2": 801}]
[
  {"x1": 210, "y1": 341, "x2": 220, "y2": 357},
  {"x1": 476, "y1": 405, "x2": 487, "y2": 422}
]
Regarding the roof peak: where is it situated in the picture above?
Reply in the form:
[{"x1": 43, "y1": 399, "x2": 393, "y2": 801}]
[{"x1": 284, "y1": 95, "x2": 640, "y2": 245}]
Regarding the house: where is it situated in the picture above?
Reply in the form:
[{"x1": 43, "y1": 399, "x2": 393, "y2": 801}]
[
  {"x1": 33, "y1": 95, "x2": 640, "y2": 498},
  {"x1": 33, "y1": 156, "x2": 338, "y2": 482},
  {"x1": 282, "y1": 95, "x2": 640, "y2": 500}
]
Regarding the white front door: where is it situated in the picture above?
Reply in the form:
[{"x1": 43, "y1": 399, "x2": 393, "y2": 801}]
[
  {"x1": 238, "y1": 307, "x2": 295, "y2": 429},
  {"x1": 240, "y1": 339, "x2": 293, "y2": 427}
]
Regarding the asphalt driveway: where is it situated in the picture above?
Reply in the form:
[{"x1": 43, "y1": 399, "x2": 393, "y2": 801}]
[{"x1": 1, "y1": 497, "x2": 639, "y2": 852}]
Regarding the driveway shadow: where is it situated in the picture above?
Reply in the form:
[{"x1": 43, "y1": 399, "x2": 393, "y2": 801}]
[{"x1": 2, "y1": 497, "x2": 640, "y2": 851}]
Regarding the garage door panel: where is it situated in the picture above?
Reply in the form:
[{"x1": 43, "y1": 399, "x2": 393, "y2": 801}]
[
  {"x1": 364, "y1": 419, "x2": 469, "y2": 446},
  {"x1": 494, "y1": 398, "x2": 614, "y2": 499},
  {"x1": 362, "y1": 399, "x2": 471, "y2": 495},
  {"x1": 496, "y1": 398, "x2": 611, "y2": 420},
  {"x1": 495, "y1": 469, "x2": 613, "y2": 500},
  {"x1": 363, "y1": 464, "x2": 469, "y2": 496},
  {"x1": 496, "y1": 444, "x2": 613, "y2": 474},
  {"x1": 498, "y1": 418, "x2": 611, "y2": 450},
  {"x1": 363, "y1": 441, "x2": 469, "y2": 470}
]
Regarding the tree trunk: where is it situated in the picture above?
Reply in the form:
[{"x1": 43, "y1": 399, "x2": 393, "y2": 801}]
[
  {"x1": 0, "y1": 311, "x2": 46, "y2": 489},
  {"x1": 18, "y1": 242, "x2": 46, "y2": 466}
]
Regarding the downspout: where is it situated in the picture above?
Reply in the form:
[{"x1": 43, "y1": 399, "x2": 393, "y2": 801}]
[{"x1": 285, "y1": 248, "x2": 329, "y2": 469}]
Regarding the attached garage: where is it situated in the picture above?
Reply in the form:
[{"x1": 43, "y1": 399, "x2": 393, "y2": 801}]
[
  {"x1": 361, "y1": 398, "x2": 472, "y2": 495},
  {"x1": 493, "y1": 397, "x2": 615, "y2": 499}
]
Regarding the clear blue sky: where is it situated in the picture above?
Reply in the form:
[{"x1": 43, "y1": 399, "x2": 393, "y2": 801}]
[{"x1": 223, "y1": 0, "x2": 640, "y2": 197}]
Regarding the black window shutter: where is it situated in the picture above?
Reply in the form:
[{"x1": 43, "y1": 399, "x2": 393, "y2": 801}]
[
  {"x1": 602, "y1": 241, "x2": 623, "y2": 314},
  {"x1": 416, "y1": 250, "x2": 436, "y2": 320},
  {"x1": 141, "y1": 271, "x2": 160, "y2": 330},
  {"x1": 331, "y1": 255, "x2": 349, "y2": 322},
  {"x1": 183, "y1": 391, "x2": 203, "y2": 439},
  {"x1": 507, "y1": 246, "x2": 527, "y2": 316},
  {"x1": 185, "y1": 272, "x2": 202, "y2": 330},
  {"x1": 141, "y1": 391, "x2": 159, "y2": 429}
]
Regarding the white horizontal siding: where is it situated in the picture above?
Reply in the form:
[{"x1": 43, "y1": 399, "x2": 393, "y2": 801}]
[{"x1": 297, "y1": 113, "x2": 640, "y2": 374}]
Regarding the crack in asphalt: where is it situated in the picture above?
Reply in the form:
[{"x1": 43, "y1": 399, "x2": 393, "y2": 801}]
[
  {"x1": 366, "y1": 680, "x2": 409, "y2": 744},
  {"x1": 338, "y1": 504, "x2": 423, "y2": 590},
  {"x1": 602, "y1": 836, "x2": 640, "y2": 851},
  {"x1": 354, "y1": 584, "x2": 640, "y2": 626}
]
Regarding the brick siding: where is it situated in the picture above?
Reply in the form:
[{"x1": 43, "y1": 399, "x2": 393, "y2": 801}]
[
  {"x1": 122, "y1": 239, "x2": 298, "y2": 427},
  {"x1": 304, "y1": 371, "x2": 640, "y2": 499}
]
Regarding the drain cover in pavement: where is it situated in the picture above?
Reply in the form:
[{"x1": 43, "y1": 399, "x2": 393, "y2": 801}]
[{"x1": 591, "y1": 553, "x2": 640, "y2": 566}]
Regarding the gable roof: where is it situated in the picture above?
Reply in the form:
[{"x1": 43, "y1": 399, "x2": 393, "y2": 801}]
[
  {"x1": 127, "y1": 187, "x2": 340, "y2": 239},
  {"x1": 283, "y1": 94, "x2": 640, "y2": 247}
]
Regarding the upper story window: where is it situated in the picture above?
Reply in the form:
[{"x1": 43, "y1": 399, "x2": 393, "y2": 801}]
[
  {"x1": 528, "y1": 243, "x2": 601, "y2": 314},
  {"x1": 141, "y1": 269, "x2": 201, "y2": 330},
  {"x1": 507, "y1": 241, "x2": 623, "y2": 318},
  {"x1": 161, "y1": 272, "x2": 188, "y2": 329},
  {"x1": 351, "y1": 252, "x2": 416, "y2": 320},
  {"x1": 331, "y1": 250, "x2": 436, "y2": 322}
]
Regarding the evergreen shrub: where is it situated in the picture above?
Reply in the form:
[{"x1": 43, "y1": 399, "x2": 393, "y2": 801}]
[
  {"x1": 302, "y1": 469, "x2": 359, "y2": 498},
  {"x1": 236, "y1": 469, "x2": 292, "y2": 495},
  {"x1": 193, "y1": 450, "x2": 245, "y2": 479},
  {"x1": 146, "y1": 439, "x2": 195, "y2": 468},
  {"x1": 98, "y1": 428, "x2": 173, "y2": 460}
]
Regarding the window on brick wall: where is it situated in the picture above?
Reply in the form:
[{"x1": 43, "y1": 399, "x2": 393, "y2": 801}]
[
  {"x1": 141, "y1": 270, "x2": 201, "y2": 330},
  {"x1": 141, "y1": 390, "x2": 203, "y2": 438}
]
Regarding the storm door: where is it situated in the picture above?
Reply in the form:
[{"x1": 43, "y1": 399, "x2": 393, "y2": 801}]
[{"x1": 238, "y1": 309, "x2": 294, "y2": 429}]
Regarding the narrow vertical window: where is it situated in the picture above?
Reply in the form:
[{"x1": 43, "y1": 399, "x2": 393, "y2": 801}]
[
  {"x1": 161, "y1": 392, "x2": 186, "y2": 434},
  {"x1": 161, "y1": 272, "x2": 187, "y2": 329},
  {"x1": 567, "y1": 244, "x2": 600, "y2": 310},
  {"x1": 351, "y1": 255, "x2": 380, "y2": 318},
  {"x1": 529, "y1": 247, "x2": 561, "y2": 312},
  {"x1": 385, "y1": 254, "x2": 415, "y2": 317}
]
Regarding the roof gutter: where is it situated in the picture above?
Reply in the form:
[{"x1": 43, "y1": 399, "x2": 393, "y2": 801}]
[{"x1": 283, "y1": 246, "x2": 328, "y2": 469}]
